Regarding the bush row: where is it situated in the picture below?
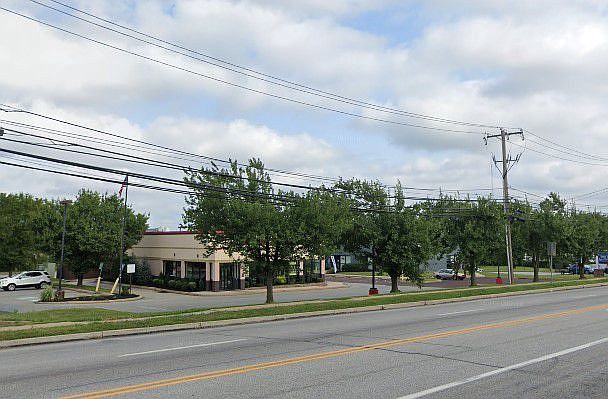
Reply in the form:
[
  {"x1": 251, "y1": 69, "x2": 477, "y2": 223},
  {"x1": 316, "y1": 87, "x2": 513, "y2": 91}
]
[{"x1": 151, "y1": 277, "x2": 200, "y2": 292}]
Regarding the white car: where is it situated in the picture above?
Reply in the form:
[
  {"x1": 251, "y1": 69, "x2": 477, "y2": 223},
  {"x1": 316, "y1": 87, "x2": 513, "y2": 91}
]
[
  {"x1": 434, "y1": 268, "x2": 465, "y2": 280},
  {"x1": 0, "y1": 271, "x2": 51, "y2": 291}
]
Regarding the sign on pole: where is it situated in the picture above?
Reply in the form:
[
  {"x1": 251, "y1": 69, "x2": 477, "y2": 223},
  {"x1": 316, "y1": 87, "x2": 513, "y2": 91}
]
[
  {"x1": 547, "y1": 242, "x2": 556, "y2": 257},
  {"x1": 126, "y1": 264, "x2": 136, "y2": 274}
]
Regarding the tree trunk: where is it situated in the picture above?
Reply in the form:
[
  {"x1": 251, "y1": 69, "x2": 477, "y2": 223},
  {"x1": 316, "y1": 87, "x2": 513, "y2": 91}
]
[
  {"x1": 579, "y1": 258, "x2": 586, "y2": 280},
  {"x1": 390, "y1": 274, "x2": 400, "y2": 293},
  {"x1": 533, "y1": 252, "x2": 540, "y2": 282},
  {"x1": 77, "y1": 274, "x2": 84, "y2": 286},
  {"x1": 469, "y1": 261, "x2": 477, "y2": 287},
  {"x1": 265, "y1": 266, "x2": 274, "y2": 304}
]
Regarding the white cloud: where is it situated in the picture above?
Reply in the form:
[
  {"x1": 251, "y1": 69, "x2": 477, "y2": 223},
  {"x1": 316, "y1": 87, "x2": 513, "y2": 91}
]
[{"x1": 2, "y1": 0, "x2": 608, "y2": 218}]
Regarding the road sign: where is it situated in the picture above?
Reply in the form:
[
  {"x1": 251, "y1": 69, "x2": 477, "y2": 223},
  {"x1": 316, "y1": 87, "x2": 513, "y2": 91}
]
[
  {"x1": 126, "y1": 264, "x2": 136, "y2": 274},
  {"x1": 547, "y1": 242, "x2": 556, "y2": 257}
]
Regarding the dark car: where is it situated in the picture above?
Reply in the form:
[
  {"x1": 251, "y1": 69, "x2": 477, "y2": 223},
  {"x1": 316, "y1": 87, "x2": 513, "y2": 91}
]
[{"x1": 568, "y1": 264, "x2": 594, "y2": 274}]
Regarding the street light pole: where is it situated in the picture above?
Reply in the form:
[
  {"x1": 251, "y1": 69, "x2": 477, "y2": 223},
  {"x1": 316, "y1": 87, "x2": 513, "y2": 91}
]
[{"x1": 57, "y1": 200, "x2": 72, "y2": 294}]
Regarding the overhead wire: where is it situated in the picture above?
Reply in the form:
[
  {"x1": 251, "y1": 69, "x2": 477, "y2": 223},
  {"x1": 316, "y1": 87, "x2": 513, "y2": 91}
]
[
  {"x1": 0, "y1": 6, "x2": 487, "y2": 136},
  {"x1": 32, "y1": 0, "x2": 500, "y2": 130}
]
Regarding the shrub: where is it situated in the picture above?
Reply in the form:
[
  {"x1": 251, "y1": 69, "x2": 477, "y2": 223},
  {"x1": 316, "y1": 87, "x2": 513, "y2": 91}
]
[
  {"x1": 152, "y1": 278, "x2": 163, "y2": 287},
  {"x1": 120, "y1": 286, "x2": 130, "y2": 296},
  {"x1": 340, "y1": 263, "x2": 369, "y2": 273},
  {"x1": 187, "y1": 281, "x2": 197, "y2": 291},
  {"x1": 134, "y1": 259, "x2": 153, "y2": 285},
  {"x1": 276, "y1": 275, "x2": 287, "y2": 285},
  {"x1": 167, "y1": 280, "x2": 177, "y2": 290},
  {"x1": 39, "y1": 286, "x2": 54, "y2": 302}
]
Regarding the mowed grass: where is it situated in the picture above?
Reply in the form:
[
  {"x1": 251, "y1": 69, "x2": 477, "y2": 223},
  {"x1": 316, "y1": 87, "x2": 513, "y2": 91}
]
[
  {"x1": 0, "y1": 308, "x2": 138, "y2": 323},
  {"x1": 2, "y1": 277, "x2": 608, "y2": 341},
  {"x1": 482, "y1": 265, "x2": 554, "y2": 273}
]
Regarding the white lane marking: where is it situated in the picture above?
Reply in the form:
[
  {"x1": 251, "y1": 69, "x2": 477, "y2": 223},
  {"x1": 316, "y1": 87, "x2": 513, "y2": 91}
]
[
  {"x1": 436, "y1": 309, "x2": 483, "y2": 317},
  {"x1": 570, "y1": 294, "x2": 599, "y2": 299},
  {"x1": 118, "y1": 339, "x2": 247, "y2": 357},
  {"x1": 396, "y1": 336, "x2": 608, "y2": 399}
]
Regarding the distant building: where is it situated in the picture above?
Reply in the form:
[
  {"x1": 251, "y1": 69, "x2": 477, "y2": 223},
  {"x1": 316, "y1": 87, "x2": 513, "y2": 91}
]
[
  {"x1": 425, "y1": 250, "x2": 458, "y2": 272},
  {"x1": 129, "y1": 230, "x2": 328, "y2": 291},
  {"x1": 128, "y1": 231, "x2": 244, "y2": 291}
]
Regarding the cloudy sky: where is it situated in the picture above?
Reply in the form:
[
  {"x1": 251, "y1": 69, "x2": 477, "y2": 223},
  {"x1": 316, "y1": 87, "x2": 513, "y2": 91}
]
[{"x1": 1, "y1": 0, "x2": 608, "y2": 228}]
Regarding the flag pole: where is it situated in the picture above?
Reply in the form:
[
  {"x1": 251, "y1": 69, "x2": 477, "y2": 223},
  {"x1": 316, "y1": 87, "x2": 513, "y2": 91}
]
[{"x1": 118, "y1": 174, "x2": 129, "y2": 296}]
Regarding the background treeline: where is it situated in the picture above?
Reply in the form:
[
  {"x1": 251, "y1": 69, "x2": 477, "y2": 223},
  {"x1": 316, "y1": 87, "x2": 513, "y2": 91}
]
[
  {"x1": 0, "y1": 190, "x2": 148, "y2": 285},
  {"x1": 3, "y1": 160, "x2": 606, "y2": 301},
  {"x1": 183, "y1": 159, "x2": 608, "y2": 302}
]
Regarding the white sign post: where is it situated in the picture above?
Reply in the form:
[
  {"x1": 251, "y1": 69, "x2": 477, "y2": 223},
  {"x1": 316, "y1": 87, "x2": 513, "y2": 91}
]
[
  {"x1": 547, "y1": 242, "x2": 556, "y2": 283},
  {"x1": 126, "y1": 264, "x2": 136, "y2": 295}
]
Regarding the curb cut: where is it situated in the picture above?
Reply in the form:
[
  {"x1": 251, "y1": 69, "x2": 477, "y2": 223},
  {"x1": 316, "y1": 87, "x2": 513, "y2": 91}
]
[{"x1": 1, "y1": 281, "x2": 606, "y2": 349}]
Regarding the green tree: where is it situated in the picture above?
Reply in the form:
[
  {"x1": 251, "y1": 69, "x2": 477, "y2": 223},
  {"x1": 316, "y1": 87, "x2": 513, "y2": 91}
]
[
  {"x1": 0, "y1": 193, "x2": 41, "y2": 276},
  {"x1": 337, "y1": 180, "x2": 439, "y2": 292},
  {"x1": 565, "y1": 209, "x2": 604, "y2": 279},
  {"x1": 183, "y1": 159, "x2": 349, "y2": 303},
  {"x1": 441, "y1": 197, "x2": 503, "y2": 286},
  {"x1": 514, "y1": 193, "x2": 567, "y2": 282},
  {"x1": 42, "y1": 190, "x2": 148, "y2": 285}
]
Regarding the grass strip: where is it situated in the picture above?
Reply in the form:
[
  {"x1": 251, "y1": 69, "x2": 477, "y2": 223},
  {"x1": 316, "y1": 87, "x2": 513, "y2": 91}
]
[{"x1": 2, "y1": 277, "x2": 607, "y2": 341}]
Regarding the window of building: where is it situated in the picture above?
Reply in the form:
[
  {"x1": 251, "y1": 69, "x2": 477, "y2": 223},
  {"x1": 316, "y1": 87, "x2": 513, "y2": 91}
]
[
  {"x1": 163, "y1": 260, "x2": 181, "y2": 277},
  {"x1": 186, "y1": 262, "x2": 206, "y2": 291}
]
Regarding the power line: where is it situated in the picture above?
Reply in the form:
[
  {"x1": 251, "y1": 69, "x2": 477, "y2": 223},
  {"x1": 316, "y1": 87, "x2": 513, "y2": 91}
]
[
  {"x1": 32, "y1": 0, "x2": 500, "y2": 130},
  {"x1": 0, "y1": 106, "x2": 339, "y2": 184},
  {"x1": 0, "y1": 6, "x2": 487, "y2": 136},
  {"x1": 0, "y1": 143, "x2": 504, "y2": 207},
  {"x1": 0, "y1": 155, "x2": 483, "y2": 217},
  {"x1": 0, "y1": 115, "x2": 495, "y2": 195}
]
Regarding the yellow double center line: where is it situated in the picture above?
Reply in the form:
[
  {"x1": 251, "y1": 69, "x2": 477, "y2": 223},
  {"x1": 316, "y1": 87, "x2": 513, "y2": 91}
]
[{"x1": 61, "y1": 303, "x2": 608, "y2": 399}]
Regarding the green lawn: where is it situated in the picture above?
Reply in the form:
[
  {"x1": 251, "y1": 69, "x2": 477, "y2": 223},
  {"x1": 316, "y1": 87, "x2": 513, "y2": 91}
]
[
  {"x1": 481, "y1": 265, "x2": 554, "y2": 273},
  {"x1": 2, "y1": 277, "x2": 607, "y2": 341},
  {"x1": 337, "y1": 271, "x2": 436, "y2": 282},
  {"x1": 0, "y1": 308, "x2": 137, "y2": 323}
]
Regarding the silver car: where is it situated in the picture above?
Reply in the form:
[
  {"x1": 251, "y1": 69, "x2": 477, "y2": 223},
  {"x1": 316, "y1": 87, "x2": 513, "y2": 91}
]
[{"x1": 0, "y1": 271, "x2": 52, "y2": 291}]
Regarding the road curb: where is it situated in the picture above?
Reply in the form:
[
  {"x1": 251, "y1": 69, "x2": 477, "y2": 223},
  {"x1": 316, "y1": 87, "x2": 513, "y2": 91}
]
[
  {"x1": 1, "y1": 281, "x2": 606, "y2": 349},
  {"x1": 107, "y1": 281, "x2": 344, "y2": 297},
  {"x1": 34, "y1": 295, "x2": 142, "y2": 305}
]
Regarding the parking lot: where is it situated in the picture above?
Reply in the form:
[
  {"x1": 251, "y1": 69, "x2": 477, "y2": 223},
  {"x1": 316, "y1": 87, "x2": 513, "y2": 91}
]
[{"x1": 0, "y1": 280, "x2": 430, "y2": 313}]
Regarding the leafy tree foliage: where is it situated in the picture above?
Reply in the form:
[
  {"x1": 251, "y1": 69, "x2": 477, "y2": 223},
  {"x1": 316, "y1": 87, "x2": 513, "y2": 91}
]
[
  {"x1": 183, "y1": 159, "x2": 349, "y2": 303},
  {"x1": 41, "y1": 190, "x2": 148, "y2": 285},
  {"x1": 0, "y1": 194, "x2": 41, "y2": 276},
  {"x1": 336, "y1": 180, "x2": 439, "y2": 292},
  {"x1": 440, "y1": 197, "x2": 503, "y2": 286}
]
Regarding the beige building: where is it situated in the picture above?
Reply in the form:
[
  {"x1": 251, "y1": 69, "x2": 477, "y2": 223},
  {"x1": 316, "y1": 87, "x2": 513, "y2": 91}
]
[{"x1": 128, "y1": 231, "x2": 244, "y2": 291}]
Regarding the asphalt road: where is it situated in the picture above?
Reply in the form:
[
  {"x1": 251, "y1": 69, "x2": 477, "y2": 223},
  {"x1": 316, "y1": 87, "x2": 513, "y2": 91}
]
[
  {"x1": 2, "y1": 286, "x2": 608, "y2": 398},
  {"x1": 0, "y1": 281, "x2": 431, "y2": 313}
]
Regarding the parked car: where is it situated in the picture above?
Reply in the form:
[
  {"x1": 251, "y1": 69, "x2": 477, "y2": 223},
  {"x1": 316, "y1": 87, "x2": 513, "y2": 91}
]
[
  {"x1": 0, "y1": 271, "x2": 51, "y2": 291},
  {"x1": 434, "y1": 269, "x2": 466, "y2": 280},
  {"x1": 567, "y1": 264, "x2": 594, "y2": 274}
]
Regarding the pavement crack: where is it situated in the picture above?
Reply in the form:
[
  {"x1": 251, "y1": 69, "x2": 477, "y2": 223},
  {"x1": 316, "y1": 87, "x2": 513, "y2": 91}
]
[{"x1": 373, "y1": 346, "x2": 501, "y2": 369}]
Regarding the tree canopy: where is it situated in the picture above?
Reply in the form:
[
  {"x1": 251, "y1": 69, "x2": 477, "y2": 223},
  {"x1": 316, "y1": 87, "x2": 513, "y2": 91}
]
[{"x1": 183, "y1": 159, "x2": 350, "y2": 303}]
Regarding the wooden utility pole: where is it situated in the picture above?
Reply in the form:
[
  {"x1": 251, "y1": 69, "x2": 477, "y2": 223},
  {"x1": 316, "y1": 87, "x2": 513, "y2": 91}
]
[{"x1": 486, "y1": 128, "x2": 524, "y2": 284}]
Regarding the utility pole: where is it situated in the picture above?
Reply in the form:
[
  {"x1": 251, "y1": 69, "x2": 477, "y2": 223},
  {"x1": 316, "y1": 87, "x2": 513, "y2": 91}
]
[
  {"x1": 118, "y1": 175, "x2": 129, "y2": 296},
  {"x1": 486, "y1": 128, "x2": 524, "y2": 285},
  {"x1": 57, "y1": 200, "x2": 71, "y2": 294}
]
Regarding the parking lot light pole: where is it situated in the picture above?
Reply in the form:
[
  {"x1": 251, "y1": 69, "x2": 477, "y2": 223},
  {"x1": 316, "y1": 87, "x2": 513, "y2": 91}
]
[{"x1": 57, "y1": 199, "x2": 72, "y2": 294}]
